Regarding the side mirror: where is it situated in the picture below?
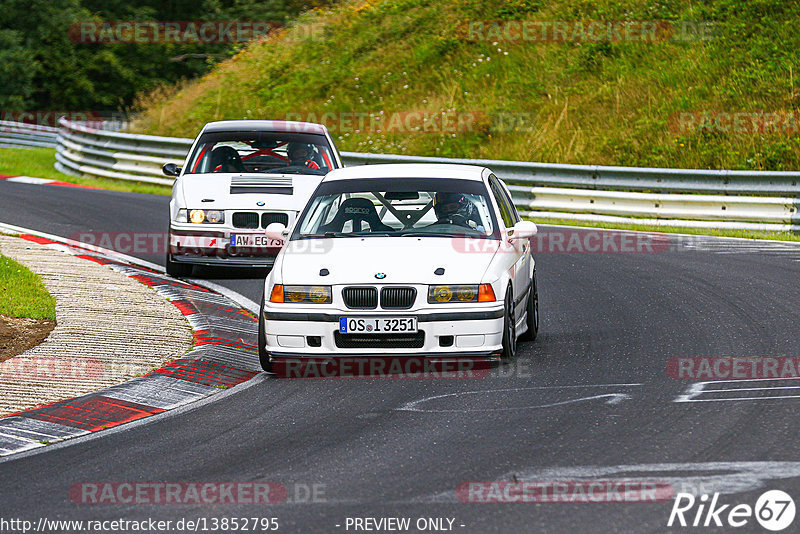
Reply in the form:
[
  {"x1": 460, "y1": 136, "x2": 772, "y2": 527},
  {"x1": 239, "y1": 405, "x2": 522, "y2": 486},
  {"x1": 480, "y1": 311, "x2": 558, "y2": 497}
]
[
  {"x1": 509, "y1": 220, "x2": 538, "y2": 241},
  {"x1": 265, "y1": 222, "x2": 288, "y2": 241},
  {"x1": 162, "y1": 163, "x2": 182, "y2": 177}
]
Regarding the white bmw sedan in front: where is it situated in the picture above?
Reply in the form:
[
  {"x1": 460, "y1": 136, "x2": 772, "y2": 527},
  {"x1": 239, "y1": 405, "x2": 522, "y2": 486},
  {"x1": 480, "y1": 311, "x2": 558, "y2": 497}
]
[{"x1": 258, "y1": 163, "x2": 539, "y2": 372}]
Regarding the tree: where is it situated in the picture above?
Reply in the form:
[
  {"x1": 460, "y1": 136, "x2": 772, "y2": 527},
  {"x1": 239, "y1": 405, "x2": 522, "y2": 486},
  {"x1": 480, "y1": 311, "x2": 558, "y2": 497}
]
[
  {"x1": 0, "y1": 30, "x2": 35, "y2": 110},
  {"x1": 0, "y1": 0, "x2": 337, "y2": 113}
]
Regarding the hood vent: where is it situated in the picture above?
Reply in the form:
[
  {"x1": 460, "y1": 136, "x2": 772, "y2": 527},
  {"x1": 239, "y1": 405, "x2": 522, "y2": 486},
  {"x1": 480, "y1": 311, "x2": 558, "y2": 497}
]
[{"x1": 230, "y1": 175, "x2": 293, "y2": 195}]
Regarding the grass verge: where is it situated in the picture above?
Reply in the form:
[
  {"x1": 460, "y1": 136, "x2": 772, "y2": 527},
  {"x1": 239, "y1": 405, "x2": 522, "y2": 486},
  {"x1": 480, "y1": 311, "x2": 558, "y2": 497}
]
[
  {"x1": 529, "y1": 217, "x2": 800, "y2": 243},
  {"x1": 132, "y1": 0, "x2": 800, "y2": 171},
  {"x1": 0, "y1": 254, "x2": 56, "y2": 320},
  {"x1": 0, "y1": 147, "x2": 172, "y2": 196}
]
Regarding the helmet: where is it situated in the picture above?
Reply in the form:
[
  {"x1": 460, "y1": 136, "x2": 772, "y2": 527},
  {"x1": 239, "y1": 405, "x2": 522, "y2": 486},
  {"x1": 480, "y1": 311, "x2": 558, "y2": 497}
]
[
  {"x1": 434, "y1": 192, "x2": 474, "y2": 221},
  {"x1": 287, "y1": 142, "x2": 314, "y2": 163}
]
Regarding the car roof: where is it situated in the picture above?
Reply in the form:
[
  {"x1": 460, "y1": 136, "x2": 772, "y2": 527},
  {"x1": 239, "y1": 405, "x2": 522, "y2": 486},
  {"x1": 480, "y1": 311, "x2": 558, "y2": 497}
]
[
  {"x1": 323, "y1": 163, "x2": 487, "y2": 182},
  {"x1": 202, "y1": 120, "x2": 328, "y2": 135}
]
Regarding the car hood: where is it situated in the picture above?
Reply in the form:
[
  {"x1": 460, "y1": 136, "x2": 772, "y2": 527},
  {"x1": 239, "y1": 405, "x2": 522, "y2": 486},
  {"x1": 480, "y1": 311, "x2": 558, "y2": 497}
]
[
  {"x1": 179, "y1": 173, "x2": 323, "y2": 212},
  {"x1": 279, "y1": 237, "x2": 500, "y2": 285}
]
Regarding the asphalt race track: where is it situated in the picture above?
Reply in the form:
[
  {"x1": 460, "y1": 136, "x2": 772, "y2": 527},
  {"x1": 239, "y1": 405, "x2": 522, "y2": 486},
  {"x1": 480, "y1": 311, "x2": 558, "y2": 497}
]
[{"x1": 2, "y1": 179, "x2": 800, "y2": 533}]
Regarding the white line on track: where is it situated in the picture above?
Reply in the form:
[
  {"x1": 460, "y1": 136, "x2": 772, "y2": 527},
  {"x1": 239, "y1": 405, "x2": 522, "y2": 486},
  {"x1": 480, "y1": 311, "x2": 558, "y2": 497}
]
[
  {"x1": 675, "y1": 377, "x2": 800, "y2": 403},
  {"x1": 416, "y1": 461, "x2": 800, "y2": 503},
  {"x1": 397, "y1": 383, "x2": 642, "y2": 412}
]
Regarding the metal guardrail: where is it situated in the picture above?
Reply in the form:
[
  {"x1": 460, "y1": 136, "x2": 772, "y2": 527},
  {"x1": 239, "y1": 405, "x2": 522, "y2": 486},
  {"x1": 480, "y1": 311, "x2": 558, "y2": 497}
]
[
  {"x1": 343, "y1": 153, "x2": 800, "y2": 231},
  {"x1": 2, "y1": 119, "x2": 797, "y2": 231},
  {"x1": 54, "y1": 119, "x2": 190, "y2": 186},
  {"x1": 0, "y1": 121, "x2": 59, "y2": 149},
  {"x1": 0, "y1": 119, "x2": 126, "y2": 149},
  {"x1": 342, "y1": 152, "x2": 800, "y2": 197}
]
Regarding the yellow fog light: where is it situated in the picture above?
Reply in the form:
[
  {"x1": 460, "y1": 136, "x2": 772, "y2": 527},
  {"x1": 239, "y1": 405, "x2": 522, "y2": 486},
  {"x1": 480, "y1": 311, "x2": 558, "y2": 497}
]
[
  {"x1": 309, "y1": 286, "x2": 330, "y2": 303},
  {"x1": 428, "y1": 285, "x2": 481, "y2": 304},
  {"x1": 282, "y1": 285, "x2": 333, "y2": 304},
  {"x1": 286, "y1": 289, "x2": 306, "y2": 302},
  {"x1": 189, "y1": 209, "x2": 206, "y2": 223},
  {"x1": 430, "y1": 285, "x2": 453, "y2": 303},
  {"x1": 456, "y1": 286, "x2": 477, "y2": 301}
]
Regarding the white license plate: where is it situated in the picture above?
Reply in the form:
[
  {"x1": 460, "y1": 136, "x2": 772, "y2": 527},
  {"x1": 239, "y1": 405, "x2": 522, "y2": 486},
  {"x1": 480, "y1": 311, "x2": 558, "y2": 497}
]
[
  {"x1": 339, "y1": 317, "x2": 418, "y2": 334},
  {"x1": 229, "y1": 234, "x2": 283, "y2": 248}
]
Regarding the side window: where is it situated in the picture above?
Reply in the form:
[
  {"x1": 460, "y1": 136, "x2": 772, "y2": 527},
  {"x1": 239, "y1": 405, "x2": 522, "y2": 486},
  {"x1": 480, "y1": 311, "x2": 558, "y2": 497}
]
[
  {"x1": 489, "y1": 176, "x2": 515, "y2": 229},
  {"x1": 496, "y1": 177, "x2": 520, "y2": 224}
]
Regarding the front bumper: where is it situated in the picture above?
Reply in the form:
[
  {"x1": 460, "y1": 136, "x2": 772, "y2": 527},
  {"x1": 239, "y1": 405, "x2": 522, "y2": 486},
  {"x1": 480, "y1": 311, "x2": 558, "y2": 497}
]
[
  {"x1": 169, "y1": 227, "x2": 279, "y2": 267},
  {"x1": 170, "y1": 254, "x2": 276, "y2": 268},
  {"x1": 262, "y1": 306, "x2": 505, "y2": 358}
]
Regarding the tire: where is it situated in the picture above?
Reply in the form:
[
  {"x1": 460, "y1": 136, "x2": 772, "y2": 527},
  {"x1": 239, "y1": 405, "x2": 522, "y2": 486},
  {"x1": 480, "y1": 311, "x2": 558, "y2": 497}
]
[
  {"x1": 258, "y1": 293, "x2": 273, "y2": 373},
  {"x1": 165, "y1": 253, "x2": 192, "y2": 278},
  {"x1": 520, "y1": 271, "x2": 539, "y2": 341},
  {"x1": 500, "y1": 285, "x2": 517, "y2": 362}
]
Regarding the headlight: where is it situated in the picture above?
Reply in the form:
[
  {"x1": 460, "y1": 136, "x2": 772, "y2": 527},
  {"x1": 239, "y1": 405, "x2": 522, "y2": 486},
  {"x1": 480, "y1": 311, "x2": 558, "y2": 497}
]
[
  {"x1": 271, "y1": 285, "x2": 332, "y2": 304},
  {"x1": 428, "y1": 284, "x2": 495, "y2": 303},
  {"x1": 188, "y1": 209, "x2": 224, "y2": 224}
]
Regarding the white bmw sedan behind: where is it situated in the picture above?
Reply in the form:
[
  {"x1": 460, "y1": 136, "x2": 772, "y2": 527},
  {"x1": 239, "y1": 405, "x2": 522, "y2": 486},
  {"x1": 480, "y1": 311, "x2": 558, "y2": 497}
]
[
  {"x1": 164, "y1": 120, "x2": 342, "y2": 277},
  {"x1": 258, "y1": 163, "x2": 539, "y2": 372}
]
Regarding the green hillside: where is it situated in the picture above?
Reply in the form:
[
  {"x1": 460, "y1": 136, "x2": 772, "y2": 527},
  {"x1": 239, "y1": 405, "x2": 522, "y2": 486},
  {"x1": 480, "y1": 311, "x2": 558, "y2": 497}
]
[{"x1": 132, "y1": 0, "x2": 800, "y2": 170}]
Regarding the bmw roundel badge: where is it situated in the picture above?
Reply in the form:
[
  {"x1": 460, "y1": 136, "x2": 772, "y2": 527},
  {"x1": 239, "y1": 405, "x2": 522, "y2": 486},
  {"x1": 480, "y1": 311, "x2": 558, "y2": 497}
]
[
  {"x1": 256, "y1": 201, "x2": 265, "y2": 206},
  {"x1": 375, "y1": 273, "x2": 387, "y2": 279}
]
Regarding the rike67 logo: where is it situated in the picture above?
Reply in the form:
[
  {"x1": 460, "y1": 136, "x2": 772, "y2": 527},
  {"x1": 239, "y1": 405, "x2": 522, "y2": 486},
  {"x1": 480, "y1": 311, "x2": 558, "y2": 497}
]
[{"x1": 668, "y1": 490, "x2": 795, "y2": 531}]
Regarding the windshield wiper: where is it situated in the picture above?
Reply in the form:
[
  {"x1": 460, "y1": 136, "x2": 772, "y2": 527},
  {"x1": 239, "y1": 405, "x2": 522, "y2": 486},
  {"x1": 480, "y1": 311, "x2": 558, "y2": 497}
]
[
  {"x1": 323, "y1": 231, "x2": 396, "y2": 238},
  {"x1": 295, "y1": 232, "x2": 360, "y2": 239},
  {"x1": 294, "y1": 233, "x2": 337, "y2": 240},
  {"x1": 263, "y1": 168, "x2": 323, "y2": 175},
  {"x1": 296, "y1": 231, "x2": 396, "y2": 239},
  {"x1": 401, "y1": 231, "x2": 470, "y2": 238}
]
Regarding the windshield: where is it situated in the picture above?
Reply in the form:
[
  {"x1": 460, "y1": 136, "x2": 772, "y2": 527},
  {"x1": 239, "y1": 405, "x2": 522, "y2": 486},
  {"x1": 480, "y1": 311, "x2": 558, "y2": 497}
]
[
  {"x1": 292, "y1": 177, "x2": 498, "y2": 240},
  {"x1": 185, "y1": 131, "x2": 336, "y2": 175}
]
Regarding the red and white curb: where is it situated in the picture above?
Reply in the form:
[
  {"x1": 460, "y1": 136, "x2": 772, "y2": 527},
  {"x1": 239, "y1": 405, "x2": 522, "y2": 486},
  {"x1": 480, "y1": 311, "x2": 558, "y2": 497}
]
[
  {"x1": 0, "y1": 174, "x2": 100, "y2": 189},
  {"x1": 0, "y1": 224, "x2": 261, "y2": 457}
]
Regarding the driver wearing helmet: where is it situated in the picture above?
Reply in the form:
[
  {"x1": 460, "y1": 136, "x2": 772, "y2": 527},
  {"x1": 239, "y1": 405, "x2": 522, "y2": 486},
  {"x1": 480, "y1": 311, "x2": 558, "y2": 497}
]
[
  {"x1": 433, "y1": 192, "x2": 482, "y2": 230},
  {"x1": 287, "y1": 142, "x2": 320, "y2": 170}
]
